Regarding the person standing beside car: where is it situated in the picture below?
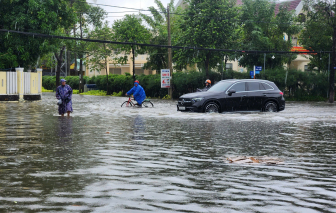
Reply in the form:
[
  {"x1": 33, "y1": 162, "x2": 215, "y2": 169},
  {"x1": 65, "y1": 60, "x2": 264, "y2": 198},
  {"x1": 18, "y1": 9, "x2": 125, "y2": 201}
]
[
  {"x1": 204, "y1": 79, "x2": 212, "y2": 90},
  {"x1": 56, "y1": 79, "x2": 73, "y2": 116}
]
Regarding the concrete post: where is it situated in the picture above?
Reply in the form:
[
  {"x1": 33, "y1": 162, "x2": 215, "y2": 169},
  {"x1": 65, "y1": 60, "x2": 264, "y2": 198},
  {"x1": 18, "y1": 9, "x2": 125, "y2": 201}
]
[
  {"x1": 36, "y1": 68, "x2": 42, "y2": 95},
  {"x1": 16, "y1": 68, "x2": 24, "y2": 100}
]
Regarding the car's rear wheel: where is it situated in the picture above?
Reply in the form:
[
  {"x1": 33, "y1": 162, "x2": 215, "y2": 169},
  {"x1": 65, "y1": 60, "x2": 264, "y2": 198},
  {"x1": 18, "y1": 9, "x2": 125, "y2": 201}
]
[
  {"x1": 264, "y1": 101, "x2": 278, "y2": 112},
  {"x1": 204, "y1": 102, "x2": 220, "y2": 113}
]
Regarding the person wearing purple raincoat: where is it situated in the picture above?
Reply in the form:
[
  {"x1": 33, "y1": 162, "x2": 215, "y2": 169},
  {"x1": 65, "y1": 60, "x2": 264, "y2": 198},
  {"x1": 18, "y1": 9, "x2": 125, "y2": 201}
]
[{"x1": 56, "y1": 79, "x2": 73, "y2": 116}]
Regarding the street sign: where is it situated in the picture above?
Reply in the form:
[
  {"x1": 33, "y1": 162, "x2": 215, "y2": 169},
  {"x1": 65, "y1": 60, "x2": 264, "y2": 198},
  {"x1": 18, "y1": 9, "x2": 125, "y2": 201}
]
[
  {"x1": 161, "y1": 69, "x2": 170, "y2": 88},
  {"x1": 250, "y1": 71, "x2": 260, "y2": 75},
  {"x1": 255, "y1": 66, "x2": 262, "y2": 71}
]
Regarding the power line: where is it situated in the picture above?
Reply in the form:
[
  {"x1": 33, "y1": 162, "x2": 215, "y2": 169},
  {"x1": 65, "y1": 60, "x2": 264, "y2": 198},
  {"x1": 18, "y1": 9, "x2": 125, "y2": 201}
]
[{"x1": 0, "y1": 29, "x2": 327, "y2": 54}]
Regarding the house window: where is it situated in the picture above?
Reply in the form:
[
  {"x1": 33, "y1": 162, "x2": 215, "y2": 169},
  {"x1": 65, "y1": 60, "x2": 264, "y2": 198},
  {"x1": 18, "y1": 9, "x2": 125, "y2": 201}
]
[
  {"x1": 109, "y1": 68, "x2": 121, "y2": 75},
  {"x1": 304, "y1": 65, "x2": 310, "y2": 72},
  {"x1": 226, "y1": 63, "x2": 233, "y2": 70},
  {"x1": 298, "y1": 13, "x2": 306, "y2": 22}
]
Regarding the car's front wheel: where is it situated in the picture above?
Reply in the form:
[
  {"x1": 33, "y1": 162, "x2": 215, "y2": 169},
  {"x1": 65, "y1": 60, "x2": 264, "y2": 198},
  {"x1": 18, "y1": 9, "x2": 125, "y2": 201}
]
[
  {"x1": 264, "y1": 101, "x2": 278, "y2": 112},
  {"x1": 204, "y1": 102, "x2": 220, "y2": 113}
]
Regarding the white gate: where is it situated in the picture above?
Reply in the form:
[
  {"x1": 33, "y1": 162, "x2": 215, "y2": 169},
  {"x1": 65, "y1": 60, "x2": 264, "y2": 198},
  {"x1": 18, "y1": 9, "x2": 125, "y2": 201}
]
[{"x1": 6, "y1": 72, "x2": 17, "y2": 94}]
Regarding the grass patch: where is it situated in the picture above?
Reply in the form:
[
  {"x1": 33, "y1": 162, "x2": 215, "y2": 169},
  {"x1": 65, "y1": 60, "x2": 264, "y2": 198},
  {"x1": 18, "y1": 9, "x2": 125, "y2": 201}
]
[
  {"x1": 79, "y1": 90, "x2": 124, "y2": 97},
  {"x1": 73, "y1": 90, "x2": 79, "y2": 94},
  {"x1": 162, "y1": 94, "x2": 171, "y2": 100},
  {"x1": 80, "y1": 90, "x2": 108, "y2": 96},
  {"x1": 42, "y1": 87, "x2": 53, "y2": 92},
  {"x1": 112, "y1": 91, "x2": 123, "y2": 97}
]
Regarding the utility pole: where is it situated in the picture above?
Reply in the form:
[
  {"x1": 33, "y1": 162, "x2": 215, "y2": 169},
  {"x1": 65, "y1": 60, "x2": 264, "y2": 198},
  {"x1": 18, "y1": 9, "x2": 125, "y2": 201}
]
[
  {"x1": 167, "y1": 5, "x2": 173, "y2": 99},
  {"x1": 79, "y1": 12, "x2": 84, "y2": 93},
  {"x1": 330, "y1": 27, "x2": 336, "y2": 103},
  {"x1": 264, "y1": 53, "x2": 266, "y2": 79}
]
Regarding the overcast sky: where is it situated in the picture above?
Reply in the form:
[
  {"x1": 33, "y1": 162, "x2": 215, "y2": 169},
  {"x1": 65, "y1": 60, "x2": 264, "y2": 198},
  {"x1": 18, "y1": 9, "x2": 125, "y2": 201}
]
[{"x1": 87, "y1": 0, "x2": 174, "y2": 25}]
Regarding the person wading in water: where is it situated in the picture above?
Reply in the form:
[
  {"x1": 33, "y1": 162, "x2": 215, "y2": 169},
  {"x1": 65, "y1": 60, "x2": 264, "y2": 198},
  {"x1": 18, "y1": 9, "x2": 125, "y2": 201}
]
[{"x1": 56, "y1": 79, "x2": 73, "y2": 116}]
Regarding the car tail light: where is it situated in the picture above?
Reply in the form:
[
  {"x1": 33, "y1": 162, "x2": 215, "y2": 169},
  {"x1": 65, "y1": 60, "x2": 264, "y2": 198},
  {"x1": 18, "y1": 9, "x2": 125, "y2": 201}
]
[{"x1": 280, "y1": 92, "x2": 283, "y2": 96}]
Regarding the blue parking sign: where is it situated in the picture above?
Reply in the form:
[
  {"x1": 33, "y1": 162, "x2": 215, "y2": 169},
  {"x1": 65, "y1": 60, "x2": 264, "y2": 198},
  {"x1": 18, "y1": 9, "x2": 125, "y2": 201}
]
[{"x1": 250, "y1": 71, "x2": 254, "y2": 76}]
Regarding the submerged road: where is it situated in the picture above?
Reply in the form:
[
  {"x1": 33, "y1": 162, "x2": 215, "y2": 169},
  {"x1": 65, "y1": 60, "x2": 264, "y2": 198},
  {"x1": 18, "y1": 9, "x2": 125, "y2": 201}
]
[{"x1": 0, "y1": 93, "x2": 336, "y2": 212}]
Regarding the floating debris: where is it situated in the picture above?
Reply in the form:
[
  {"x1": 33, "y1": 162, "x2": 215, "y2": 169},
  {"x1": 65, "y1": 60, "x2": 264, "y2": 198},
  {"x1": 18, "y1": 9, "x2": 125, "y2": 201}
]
[{"x1": 226, "y1": 156, "x2": 284, "y2": 165}]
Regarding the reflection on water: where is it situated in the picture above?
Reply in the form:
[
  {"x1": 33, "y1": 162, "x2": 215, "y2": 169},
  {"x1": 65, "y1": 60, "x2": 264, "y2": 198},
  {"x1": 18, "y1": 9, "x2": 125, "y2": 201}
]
[{"x1": 0, "y1": 93, "x2": 336, "y2": 212}]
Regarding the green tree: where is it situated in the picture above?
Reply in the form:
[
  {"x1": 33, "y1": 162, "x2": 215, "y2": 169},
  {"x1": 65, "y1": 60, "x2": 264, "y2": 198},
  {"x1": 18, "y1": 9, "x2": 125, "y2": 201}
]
[
  {"x1": 239, "y1": 0, "x2": 300, "y2": 70},
  {"x1": 66, "y1": 1, "x2": 106, "y2": 91},
  {"x1": 0, "y1": 0, "x2": 75, "y2": 69},
  {"x1": 140, "y1": 0, "x2": 178, "y2": 73},
  {"x1": 300, "y1": 0, "x2": 336, "y2": 102},
  {"x1": 112, "y1": 14, "x2": 152, "y2": 81},
  {"x1": 86, "y1": 23, "x2": 114, "y2": 95},
  {"x1": 173, "y1": 0, "x2": 239, "y2": 79}
]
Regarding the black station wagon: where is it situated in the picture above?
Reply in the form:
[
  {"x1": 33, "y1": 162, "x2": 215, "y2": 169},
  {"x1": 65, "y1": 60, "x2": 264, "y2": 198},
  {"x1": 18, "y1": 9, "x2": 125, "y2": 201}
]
[{"x1": 177, "y1": 79, "x2": 285, "y2": 113}]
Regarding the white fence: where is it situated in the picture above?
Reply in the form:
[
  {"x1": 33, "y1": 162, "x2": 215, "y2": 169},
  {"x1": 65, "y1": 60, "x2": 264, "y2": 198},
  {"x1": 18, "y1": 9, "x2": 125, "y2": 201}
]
[
  {"x1": 6, "y1": 72, "x2": 17, "y2": 94},
  {"x1": 24, "y1": 72, "x2": 31, "y2": 94},
  {"x1": 0, "y1": 68, "x2": 42, "y2": 101}
]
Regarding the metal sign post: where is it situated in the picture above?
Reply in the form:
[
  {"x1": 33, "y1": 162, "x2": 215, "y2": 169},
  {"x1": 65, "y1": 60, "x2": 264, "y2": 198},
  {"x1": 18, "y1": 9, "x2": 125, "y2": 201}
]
[
  {"x1": 253, "y1": 66, "x2": 255, "y2": 79},
  {"x1": 250, "y1": 66, "x2": 262, "y2": 79}
]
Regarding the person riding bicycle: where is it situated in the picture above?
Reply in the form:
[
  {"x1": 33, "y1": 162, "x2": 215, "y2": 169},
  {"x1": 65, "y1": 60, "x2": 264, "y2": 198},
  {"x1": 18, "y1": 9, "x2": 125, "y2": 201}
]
[
  {"x1": 126, "y1": 80, "x2": 146, "y2": 106},
  {"x1": 197, "y1": 79, "x2": 212, "y2": 92}
]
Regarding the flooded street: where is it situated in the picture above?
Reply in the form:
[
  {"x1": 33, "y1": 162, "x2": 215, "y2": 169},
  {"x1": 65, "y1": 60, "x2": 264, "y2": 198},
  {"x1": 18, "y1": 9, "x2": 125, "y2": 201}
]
[{"x1": 1, "y1": 93, "x2": 336, "y2": 212}]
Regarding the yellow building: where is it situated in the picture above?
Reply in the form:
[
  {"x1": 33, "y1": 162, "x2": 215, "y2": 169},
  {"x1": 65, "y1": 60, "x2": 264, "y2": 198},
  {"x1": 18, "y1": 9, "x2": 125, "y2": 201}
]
[{"x1": 86, "y1": 53, "x2": 155, "y2": 77}]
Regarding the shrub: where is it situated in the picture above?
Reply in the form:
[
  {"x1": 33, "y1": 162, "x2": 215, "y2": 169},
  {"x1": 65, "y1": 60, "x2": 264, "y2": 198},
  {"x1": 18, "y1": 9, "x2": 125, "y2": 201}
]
[{"x1": 42, "y1": 68, "x2": 331, "y2": 100}]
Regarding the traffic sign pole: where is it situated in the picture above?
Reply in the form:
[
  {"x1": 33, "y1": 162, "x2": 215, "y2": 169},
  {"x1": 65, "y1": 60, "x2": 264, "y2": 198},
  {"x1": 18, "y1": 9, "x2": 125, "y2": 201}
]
[{"x1": 253, "y1": 66, "x2": 255, "y2": 79}]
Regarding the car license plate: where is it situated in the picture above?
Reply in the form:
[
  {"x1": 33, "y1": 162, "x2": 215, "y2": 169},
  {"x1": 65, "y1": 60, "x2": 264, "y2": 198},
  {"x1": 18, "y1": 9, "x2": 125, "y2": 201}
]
[{"x1": 179, "y1": 106, "x2": 186, "y2": 111}]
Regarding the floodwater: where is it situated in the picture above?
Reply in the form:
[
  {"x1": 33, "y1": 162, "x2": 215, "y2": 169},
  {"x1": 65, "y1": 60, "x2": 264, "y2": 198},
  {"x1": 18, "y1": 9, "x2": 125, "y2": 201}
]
[{"x1": 1, "y1": 93, "x2": 336, "y2": 213}]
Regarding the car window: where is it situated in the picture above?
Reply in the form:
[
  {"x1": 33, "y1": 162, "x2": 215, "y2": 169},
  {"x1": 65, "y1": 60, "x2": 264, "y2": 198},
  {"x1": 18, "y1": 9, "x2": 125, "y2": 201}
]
[
  {"x1": 247, "y1": 82, "x2": 260, "y2": 91},
  {"x1": 230, "y1": 82, "x2": 246, "y2": 92},
  {"x1": 262, "y1": 83, "x2": 274, "y2": 90},
  {"x1": 259, "y1": 83, "x2": 265, "y2": 90},
  {"x1": 207, "y1": 81, "x2": 233, "y2": 92}
]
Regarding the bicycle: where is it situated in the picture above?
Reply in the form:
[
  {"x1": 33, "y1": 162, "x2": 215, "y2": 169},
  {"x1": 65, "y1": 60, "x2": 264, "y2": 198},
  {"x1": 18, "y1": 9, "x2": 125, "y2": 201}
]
[{"x1": 121, "y1": 96, "x2": 154, "y2": 108}]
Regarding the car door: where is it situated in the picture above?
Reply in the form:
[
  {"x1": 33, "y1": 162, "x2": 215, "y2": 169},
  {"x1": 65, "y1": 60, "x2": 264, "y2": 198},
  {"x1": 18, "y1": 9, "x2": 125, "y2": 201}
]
[
  {"x1": 225, "y1": 82, "x2": 248, "y2": 111},
  {"x1": 246, "y1": 82, "x2": 265, "y2": 111}
]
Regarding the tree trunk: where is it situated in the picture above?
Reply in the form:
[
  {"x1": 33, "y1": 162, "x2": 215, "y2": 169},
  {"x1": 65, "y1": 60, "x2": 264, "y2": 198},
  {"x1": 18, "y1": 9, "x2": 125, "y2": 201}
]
[
  {"x1": 80, "y1": 56, "x2": 83, "y2": 93},
  {"x1": 329, "y1": 27, "x2": 336, "y2": 103},
  {"x1": 205, "y1": 52, "x2": 210, "y2": 79},
  {"x1": 105, "y1": 55, "x2": 110, "y2": 95},
  {"x1": 224, "y1": 55, "x2": 228, "y2": 79},
  {"x1": 56, "y1": 62, "x2": 61, "y2": 89},
  {"x1": 132, "y1": 46, "x2": 135, "y2": 81},
  {"x1": 79, "y1": 13, "x2": 84, "y2": 93},
  {"x1": 55, "y1": 46, "x2": 66, "y2": 89},
  {"x1": 67, "y1": 50, "x2": 70, "y2": 77}
]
